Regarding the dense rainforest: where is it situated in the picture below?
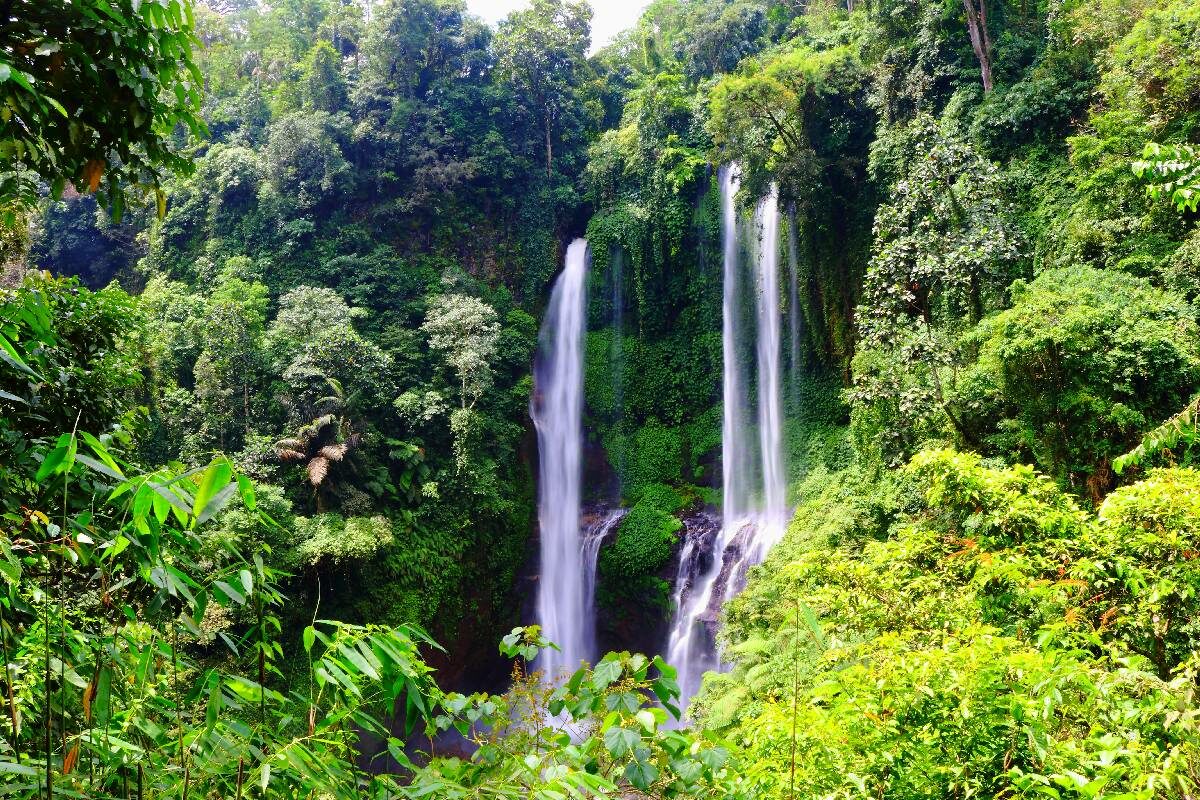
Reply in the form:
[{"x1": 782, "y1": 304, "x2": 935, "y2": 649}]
[{"x1": 2, "y1": 0, "x2": 1200, "y2": 796}]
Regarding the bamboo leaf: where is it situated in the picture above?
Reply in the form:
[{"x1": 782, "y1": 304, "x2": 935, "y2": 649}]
[{"x1": 192, "y1": 459, "x2": 233, "y2": 526}]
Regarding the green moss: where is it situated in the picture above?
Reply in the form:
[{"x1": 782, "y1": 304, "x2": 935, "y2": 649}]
[{"x1": 601, "y1": 500, "x2": 682, "y2": 580}]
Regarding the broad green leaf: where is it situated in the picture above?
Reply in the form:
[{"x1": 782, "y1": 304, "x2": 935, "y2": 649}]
[
  {"x1": 624, "y1": 758, "x2": 659, "y2": 790},
  {"x1": 0, "y1": 333, "x2": 40, "y2": 379},
  {"x1": 592, "y1": 657, "x2": 622, "y2": 691},
  {"x1": 214, "y1": 579, "x2": 246, "y2": 606},
  {"x1": 192, "y1": 459, "x2": 233, "y2": 525},
  {"x1": 603, "y1": 726, "x2": 639, "y2": 758}
]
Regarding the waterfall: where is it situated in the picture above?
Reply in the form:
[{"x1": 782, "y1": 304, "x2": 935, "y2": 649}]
[
  {"x1": 749, "y1": 186, "x2": 787, "y2": 562},
  {"x1": 580, "y1": 508, "x2": 627, "y2": 658},
  {"x1": 664, "y1": 168, "x2": 788, "y2": 710},
  {"x1": 786, "y1": 207, "x2": 802, "y2": 399},
  {"x1": 531, "y1": 238, "x2": 590, "y2": 680}
]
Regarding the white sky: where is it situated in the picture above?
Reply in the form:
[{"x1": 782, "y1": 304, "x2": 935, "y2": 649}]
[{"x1": 466, "y1": 0, "x2": 652, "y2": 53}]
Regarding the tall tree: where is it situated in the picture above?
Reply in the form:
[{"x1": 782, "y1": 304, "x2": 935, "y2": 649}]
[
  {"x1": 494, "y1": 0, "x2": 592, "y2": 177},
  {"x1": 963, "y1": 0, "x2": 994, "y2": 92}
]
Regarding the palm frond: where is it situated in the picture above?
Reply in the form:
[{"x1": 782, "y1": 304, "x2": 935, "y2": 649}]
[
  {"x1": 307, "y1": 457, "x2": 330, "y2": 486},
  {"x1": 319, "y1": 444, "x2": 348, "y2": 462}
]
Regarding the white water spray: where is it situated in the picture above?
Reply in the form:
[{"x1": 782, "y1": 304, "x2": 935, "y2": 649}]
[{"x1": 531, "y1": 239, "x2": 590, "y2": 680}]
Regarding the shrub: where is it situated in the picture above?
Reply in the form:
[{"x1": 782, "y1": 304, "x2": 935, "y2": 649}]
[{"x1": 959, "y1": 266, "x2": 1200, "y2": 496}]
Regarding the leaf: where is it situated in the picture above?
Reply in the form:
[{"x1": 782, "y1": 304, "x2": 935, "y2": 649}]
[
  {"x1": 196, "y1": 481, "x2": 238, "y2": 526},
  {"x1": 35, "y1": 440, "x2": 72, "y2": 482},
  {"x1": 93, "y1": 666, "x2": 112, "y2": 725},
  {"x1": 236, "y1": 474, "x2": 256, "y2": 511},
  {"x1": 76, "y1": 454, "x2": 123, "y2": 482},
  {"x1": 336, "y1": 642, "x2": 380, "y2": 680},
  {"x1": 306, "y1": 456, "x2": 330, "y2": 486},
  {"x1": 80, "y1": 432, "x2": 123, "y2": 477},
  {"x1": 205, "y1": 671, "x2": 222, "y2": 732},
  {"x1": 592, "y1": 657, "x2": 622, "y2": 691},
  {"x1": 192, "y1": 459, "x2": 233, "y2": 525},
  {"x1": 624, "y1": 758, "x2": 659, "y2": 790},
  {"x1": 259, "y1": 762, "x2": 270, "y2": 792},
  {"x1": 0, "y1": 759, "x2": 38, "y2": 776},
  {"x1": 62, "y1": 745, "x2": 79, "y2": 775},
  {"x1": 603, "y1": 726, "x2": 639, "y2": 758},
  {"x1": 303, "y1": 627, "x2": 316, "y2": 653},
  {"x1": 214, "y1": 580, "x2": 246, "y2": 606},
  {"x1": 0, "y1": 389, "x2": 27, "y2": 404},
  {"x1": 0, "y1": 333, "x2": 40, "y2": 379}
]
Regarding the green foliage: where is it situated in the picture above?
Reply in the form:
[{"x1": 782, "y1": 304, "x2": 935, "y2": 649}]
[
  {"x1": 1134, "y1": 142, "x2": 1200, "y2": 212},
  {"x1": 1114, "y1": 395, "x2": 1200, "y2": 473},
  {"x1": 0, "y1": 0, "x2": 205, "y2": 219},
  {"x1": 293, "y1": 513, "x2": 394, "y2": 567},
  {"x1": 960, "y1": 267, "x2": 1200, "y2": 494},
  {"x1": 404, "y1": 630, "x2": 751, "y2": 798},
  {"x1": 607, "y1": 419, "x2": 685, "y2": 497},
  {"x1": 0, "y1": 273, "x2": 143, "y2": 439},
  {"x1": 597, "y1": 483, "x2": 685, "y2": 643},
  {"x1": 602, "y1": 491, "x2": 683, "y2": 580},
  {"x1": 704, "y1": 450, "x2": 1200, "y2": 799}
]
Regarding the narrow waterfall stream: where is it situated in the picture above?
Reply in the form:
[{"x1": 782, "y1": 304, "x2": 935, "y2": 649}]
[
  {"x1": 580, "y1": 508, "x2": 627, "y2": 657},
  {"x1": 664, "y1": 168, "x2": 788, "y2": 709},
  {"x1": 531, "y1": 238, "x2": 590, "y2": 680},
  {"x1": 786, "y1": 207, "x2": 803, "y2": 398},
  {"x1": 746, "y1": 185, "x2": 787, "y2": 565}
]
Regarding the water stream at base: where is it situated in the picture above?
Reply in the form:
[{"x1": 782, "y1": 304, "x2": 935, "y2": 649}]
[{"x1": 580, "y1": 507, "x2": 627, "y2": 659}]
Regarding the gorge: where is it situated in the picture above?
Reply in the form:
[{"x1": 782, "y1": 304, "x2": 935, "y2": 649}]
[{"x1": 6, "y1": 0, "x2": 1200, "y2": 796}]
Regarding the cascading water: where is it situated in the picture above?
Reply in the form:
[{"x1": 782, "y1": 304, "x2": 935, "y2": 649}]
[
  {"x1": 664, "y1": 168, "x2": 788, "y2": 710},
  {"x1": 786, "y1": 207, "x2": 803, "y2": 398},
  {"x1": 747, "y1": 185, "x2": 787, "y2": 563},
  {"x1": 580, "y1": 508, "x2": 626, "y2": 658},
  {"x1": 665, "y1": 165, "x2": 746, "y2": 702},
  {"x1": 531, "y1": 238, "x2": 590, "y2": 680}
]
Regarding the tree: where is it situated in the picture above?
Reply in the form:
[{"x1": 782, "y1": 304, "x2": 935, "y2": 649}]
[
  {"x1": 420, "y1": 293, "x2": 501, "y2": 473},
  {"x1": 962, "y1": 0, "x2": 995, "y2": 92},
  {"x1": 262, "y1": 111, "x2": 352, "y2": 210},
  {"x1": 851, "y1": 115, "x2": 1022, "y2": 462},
  {"x1": 420, "y1": 293, "x2": 501, "y2": 412},
  {"x1": 961, "y1": 267, "x2": 1200, "y2": 495},
  {"x1": 265, "y1": 285, "x2": 365, "y2": 368},
  {"x1": 494, "y1": 0, "x2": 593, "y2": 177},
  {"x1": 300, "y1": 40, "x2": 348, "y2": 112},
  {"x1": 276, "y1": 405, "x2": 360, "y2": 510},
  {"x1": 0, "y1": 0, "x2": 206, "y2": 221},
  {"x1": 192, "y1": 261, "x2": 270, "y2": 453}
]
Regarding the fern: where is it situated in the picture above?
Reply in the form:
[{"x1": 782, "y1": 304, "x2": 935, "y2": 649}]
[{"x1": 1113, "y1": 395, "x2": 1200, "y2": 474}]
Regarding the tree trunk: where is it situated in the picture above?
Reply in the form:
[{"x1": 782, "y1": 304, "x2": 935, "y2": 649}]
[
  {"x1": 544, "y1": 112, "x2": 553, "y2": 178},
  {"x1": 963, "y1": 0, "x2": 994, "y2": 92}
]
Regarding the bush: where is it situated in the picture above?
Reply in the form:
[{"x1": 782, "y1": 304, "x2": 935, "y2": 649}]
[
  {"x1": 704, "y1": 450, "x2": 1200, "y2": 798},
  {"x1": 294, "y1": 513, "x2": 395, "y2": 566},
  {"x1": 959, "y1": 266, "x2": 1200, "y2": 496},
  {"x1": 601, "y1": 500, "x2": 682, "y2": 580}
]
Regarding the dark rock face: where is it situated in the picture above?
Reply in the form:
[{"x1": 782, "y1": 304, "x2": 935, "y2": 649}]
[
  {"x1": 703, "y1": 519, "x2": 757, "y2": 624},
  {"x1": 669, "y1": 511, "x2": 722, "y2": 615}
]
